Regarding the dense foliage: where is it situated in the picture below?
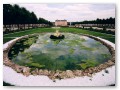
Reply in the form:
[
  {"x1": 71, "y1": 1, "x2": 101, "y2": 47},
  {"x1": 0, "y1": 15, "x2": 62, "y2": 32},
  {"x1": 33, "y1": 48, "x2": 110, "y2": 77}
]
[
  {"x1": 72, "y1": 17, "x2": 115, "y2": 25},
  {"x1": 3, "y1": 4, "x2": 53, "y2": 25}
]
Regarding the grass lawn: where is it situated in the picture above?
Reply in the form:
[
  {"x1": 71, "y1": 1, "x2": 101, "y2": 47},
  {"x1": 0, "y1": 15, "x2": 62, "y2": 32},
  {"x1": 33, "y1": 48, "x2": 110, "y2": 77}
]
[{"x1": 3, "y1": 27, "x2": 115, "y2": 44}]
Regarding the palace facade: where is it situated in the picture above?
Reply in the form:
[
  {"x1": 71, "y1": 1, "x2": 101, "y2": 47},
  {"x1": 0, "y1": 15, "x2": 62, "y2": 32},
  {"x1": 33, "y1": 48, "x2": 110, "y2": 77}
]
[{"x1": 55, "y1": 20, "x2": 67, "y2": 26}]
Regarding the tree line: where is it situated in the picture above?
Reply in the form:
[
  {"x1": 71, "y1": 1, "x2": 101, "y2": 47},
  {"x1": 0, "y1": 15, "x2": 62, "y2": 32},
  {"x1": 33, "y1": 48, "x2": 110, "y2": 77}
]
[
  {"x1": 72, "y1": 17, "x2": 115, "y2": 25},
  {"x1": 3, "y1": 4, "x2": 53, "y2": 26}
]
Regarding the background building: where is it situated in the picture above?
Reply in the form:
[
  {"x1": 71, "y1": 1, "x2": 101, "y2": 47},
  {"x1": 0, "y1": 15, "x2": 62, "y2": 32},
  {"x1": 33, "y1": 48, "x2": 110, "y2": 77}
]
[{"x1": 55, "y1": 20, "x2": 67, "y2": 26}]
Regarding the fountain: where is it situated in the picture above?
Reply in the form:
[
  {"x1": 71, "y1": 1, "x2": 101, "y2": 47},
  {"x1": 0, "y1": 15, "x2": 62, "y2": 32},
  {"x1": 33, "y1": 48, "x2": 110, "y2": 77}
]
[
  {"x1": 3, "y1": 32, "x2": 115, "y2": 82},
  {"x1": 50, "y1": 30, "x2": 65, "y2": 39}
]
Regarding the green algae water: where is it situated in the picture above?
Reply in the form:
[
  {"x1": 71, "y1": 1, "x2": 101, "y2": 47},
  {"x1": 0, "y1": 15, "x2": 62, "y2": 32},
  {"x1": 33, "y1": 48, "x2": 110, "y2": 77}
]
[{"x1": 8, "y1": 33, "x2": 112, "y2": 70}]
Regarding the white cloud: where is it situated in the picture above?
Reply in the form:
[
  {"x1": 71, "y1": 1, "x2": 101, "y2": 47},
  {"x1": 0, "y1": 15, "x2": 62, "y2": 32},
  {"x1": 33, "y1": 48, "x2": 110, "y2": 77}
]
[{"x1": 17, "y1": 4, "x2": 115, "y2": 22}]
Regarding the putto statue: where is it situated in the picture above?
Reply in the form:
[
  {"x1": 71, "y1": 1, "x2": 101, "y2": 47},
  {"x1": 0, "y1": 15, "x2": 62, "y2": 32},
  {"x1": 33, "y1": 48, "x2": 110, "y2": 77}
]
[{"x1": 50, "y1": 30, "x2": 65, "y2": 39}]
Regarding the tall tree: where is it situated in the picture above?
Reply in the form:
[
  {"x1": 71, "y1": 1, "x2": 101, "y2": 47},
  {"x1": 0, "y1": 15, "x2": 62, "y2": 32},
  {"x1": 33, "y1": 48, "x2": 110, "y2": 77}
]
[{"x1": 3, "y1": 4, "x2": 53, "y2": 29}]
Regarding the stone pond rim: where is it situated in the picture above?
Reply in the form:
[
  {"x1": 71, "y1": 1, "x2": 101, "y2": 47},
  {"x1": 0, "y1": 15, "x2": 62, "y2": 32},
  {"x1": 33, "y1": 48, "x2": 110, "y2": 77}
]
[{"x1": 3, "y1": 33, "x2": 115, "y2": 80}]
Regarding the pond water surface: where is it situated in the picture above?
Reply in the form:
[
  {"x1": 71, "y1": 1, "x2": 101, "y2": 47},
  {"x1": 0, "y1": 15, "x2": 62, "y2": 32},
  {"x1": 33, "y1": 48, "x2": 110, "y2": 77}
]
[{"x1": 8, "y1": 33, "x2": 111, "y2": 70}]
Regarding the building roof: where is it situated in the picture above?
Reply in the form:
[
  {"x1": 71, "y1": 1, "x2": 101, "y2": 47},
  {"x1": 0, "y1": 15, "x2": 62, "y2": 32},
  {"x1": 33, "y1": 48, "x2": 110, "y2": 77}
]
[{"x1": 55, "y1": 20, "x2": 67, "y2": 21}]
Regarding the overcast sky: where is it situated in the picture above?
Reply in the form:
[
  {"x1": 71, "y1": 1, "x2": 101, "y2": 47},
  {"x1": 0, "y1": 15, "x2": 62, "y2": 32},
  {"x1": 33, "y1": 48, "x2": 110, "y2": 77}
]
[{"x1": 17, "y1": 4, "x2": 115, "y2": 22}]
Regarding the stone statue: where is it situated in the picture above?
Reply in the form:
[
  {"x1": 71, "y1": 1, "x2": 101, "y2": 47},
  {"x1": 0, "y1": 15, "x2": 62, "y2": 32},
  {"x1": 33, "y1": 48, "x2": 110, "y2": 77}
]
[{"x1": 54, "y1": 30, "x2": 61, "y2": 37}]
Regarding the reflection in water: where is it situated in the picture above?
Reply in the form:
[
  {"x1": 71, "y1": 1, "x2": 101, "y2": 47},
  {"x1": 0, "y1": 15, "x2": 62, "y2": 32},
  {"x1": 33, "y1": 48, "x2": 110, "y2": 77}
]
[
  {"x1": 52, "y1": 39, "x2": 62, "y2": 45},
  {"x1": 8, "y1": 33, "x2": 112, "y2": 70}
]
